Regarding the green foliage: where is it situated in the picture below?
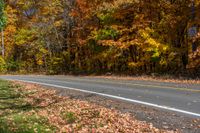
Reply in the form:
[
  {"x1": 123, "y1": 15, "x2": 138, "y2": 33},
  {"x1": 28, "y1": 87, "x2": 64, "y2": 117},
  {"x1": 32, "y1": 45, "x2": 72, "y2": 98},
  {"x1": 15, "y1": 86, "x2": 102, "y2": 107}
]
[
  {"x1": 87, "y1": 39, "x2": 107, "y2": 53},
  {"x1": 151, "y1": 50, "x2": 160, "y2": 63},
  {"x1": 15, "y1": 28, "x2": 37, "y2": 46},
  {"x1": 47, "y1": 57, "x2": 64, "y2": 74},
  {"x1": 98, "y1": 12, "x2": 115, "y2": 25},
  {"x1": 6, "y1": 59, "x2": 20, "y2": 72},
  {"x1": 0, "y1": 0, "x2": 6, "y2": 29},
  {"x1": 92, "y1": 28, "x2": 119, "y2": 40},
  {"x1": 62, "y1": 112, "x2": 77, "y2": 124}
]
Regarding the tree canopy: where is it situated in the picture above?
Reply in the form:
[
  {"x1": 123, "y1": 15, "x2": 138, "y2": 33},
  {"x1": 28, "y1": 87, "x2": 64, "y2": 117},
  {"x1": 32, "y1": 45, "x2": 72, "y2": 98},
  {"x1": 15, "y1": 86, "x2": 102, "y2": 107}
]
[
  {"x1": 0, "y1": 0, "x2": 199, "y2": 76},
  {"x1": 0, "y1": 0, "x2": 6, "y2": 29}
]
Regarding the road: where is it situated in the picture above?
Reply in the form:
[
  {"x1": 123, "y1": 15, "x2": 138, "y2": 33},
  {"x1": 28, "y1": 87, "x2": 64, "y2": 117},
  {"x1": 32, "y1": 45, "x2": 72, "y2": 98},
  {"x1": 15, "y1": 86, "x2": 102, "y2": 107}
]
[{"x1": 0, "y1": 75, "x2": 200, "y2": 118}]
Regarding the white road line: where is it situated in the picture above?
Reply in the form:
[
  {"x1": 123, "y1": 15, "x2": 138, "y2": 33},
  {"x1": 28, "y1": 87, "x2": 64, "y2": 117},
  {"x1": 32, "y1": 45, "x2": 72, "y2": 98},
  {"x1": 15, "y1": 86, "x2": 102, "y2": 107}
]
[{"x1": 6, "y1": 79, "x2": 200, "y2": 118}]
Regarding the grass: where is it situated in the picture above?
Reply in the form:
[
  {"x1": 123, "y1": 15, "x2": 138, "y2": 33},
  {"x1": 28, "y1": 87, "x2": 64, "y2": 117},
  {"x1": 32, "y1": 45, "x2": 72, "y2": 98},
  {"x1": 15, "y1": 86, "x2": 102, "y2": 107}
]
[
  {"x1": 0, "y1": 80, "x2": 56, "y2": 133},
  {"x1": 62, "y1": 111, "x2": 77, "y2": 124}
]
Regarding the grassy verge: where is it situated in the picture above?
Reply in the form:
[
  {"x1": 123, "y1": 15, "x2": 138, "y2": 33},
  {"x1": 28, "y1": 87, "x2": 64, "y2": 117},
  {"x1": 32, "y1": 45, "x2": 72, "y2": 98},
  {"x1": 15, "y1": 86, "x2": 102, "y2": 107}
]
[
  {"x1": 0, "y1": 80, "x2": 174, "y2": 133},
  {"x1": 0, "y1": 80, "x2": 56, "y2": 133}
]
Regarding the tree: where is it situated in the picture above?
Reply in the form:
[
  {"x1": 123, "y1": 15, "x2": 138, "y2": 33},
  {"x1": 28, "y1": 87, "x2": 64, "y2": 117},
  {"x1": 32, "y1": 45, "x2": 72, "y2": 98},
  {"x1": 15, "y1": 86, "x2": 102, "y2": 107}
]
[
  {"x1": 0, "y1": 0, "x2": 6, "y2": 58},
  {"x1": 1, "y1": 0, "x2": 199, "y2": 75}
]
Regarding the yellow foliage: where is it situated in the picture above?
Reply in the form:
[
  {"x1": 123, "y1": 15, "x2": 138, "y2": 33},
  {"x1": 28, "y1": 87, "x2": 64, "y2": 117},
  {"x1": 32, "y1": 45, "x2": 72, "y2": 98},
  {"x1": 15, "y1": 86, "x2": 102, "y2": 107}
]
[
  {"x1": 3, "y1": 5, "x2": 18, "y2": 58},
  {"x1": 54, "y1": 20, "x2": 63, "y2": 27},
  {"x1": 128, "y1": 62, "x2": 144, "y2": 68},
  {"x1": 37, "y1": 60, "x2": 44, "y2": 65},
  {"x1": 139, "y1": 28, "x2": 169, "y2": 53}
]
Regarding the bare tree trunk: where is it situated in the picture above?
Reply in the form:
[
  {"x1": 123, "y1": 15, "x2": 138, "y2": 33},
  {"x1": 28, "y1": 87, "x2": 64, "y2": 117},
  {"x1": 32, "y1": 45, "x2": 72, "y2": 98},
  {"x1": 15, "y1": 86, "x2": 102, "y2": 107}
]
[{"x1": 1, "y1": 29, "x2": 5, "y2": 58}]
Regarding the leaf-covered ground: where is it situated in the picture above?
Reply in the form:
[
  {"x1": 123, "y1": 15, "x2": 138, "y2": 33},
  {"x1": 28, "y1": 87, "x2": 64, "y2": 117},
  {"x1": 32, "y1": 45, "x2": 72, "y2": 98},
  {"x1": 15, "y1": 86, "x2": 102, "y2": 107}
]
[
  {"x1": 89, "y1": 75, "x2": 200, "y2": 84},
  {"x1": 0, "y1": 80, "x2": 178, "y2": 133}
]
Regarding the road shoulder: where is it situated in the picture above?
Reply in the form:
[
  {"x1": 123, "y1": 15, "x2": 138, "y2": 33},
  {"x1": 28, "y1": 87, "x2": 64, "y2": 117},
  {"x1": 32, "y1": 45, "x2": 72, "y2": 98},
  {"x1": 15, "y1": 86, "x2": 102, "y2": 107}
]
[
  {"x1": 0, "y1": 80, "x2": 177, "y2": 133},
  {"x1": 51, "y1": 83, "x2": 200, "y2": 133}
]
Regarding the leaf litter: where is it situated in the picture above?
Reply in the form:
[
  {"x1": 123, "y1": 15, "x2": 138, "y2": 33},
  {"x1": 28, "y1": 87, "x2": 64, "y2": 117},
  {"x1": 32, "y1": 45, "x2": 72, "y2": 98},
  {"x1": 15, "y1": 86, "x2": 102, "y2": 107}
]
[{"x1": 7, "y1": 81, "x2": 180, "y2": 133}]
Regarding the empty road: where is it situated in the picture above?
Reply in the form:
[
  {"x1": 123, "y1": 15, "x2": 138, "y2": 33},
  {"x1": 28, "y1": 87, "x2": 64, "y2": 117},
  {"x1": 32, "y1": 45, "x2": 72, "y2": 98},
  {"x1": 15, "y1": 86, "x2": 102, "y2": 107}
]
[{"x1": 0, "y1": 75, "x2": 200, "y2": 118}]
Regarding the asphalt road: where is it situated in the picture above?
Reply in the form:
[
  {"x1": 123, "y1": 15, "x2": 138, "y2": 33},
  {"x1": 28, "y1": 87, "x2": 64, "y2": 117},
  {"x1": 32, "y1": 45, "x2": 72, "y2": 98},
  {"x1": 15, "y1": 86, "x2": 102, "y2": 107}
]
[{"x1": 0, "y1": 75, "x2": 200, "y2": 118}]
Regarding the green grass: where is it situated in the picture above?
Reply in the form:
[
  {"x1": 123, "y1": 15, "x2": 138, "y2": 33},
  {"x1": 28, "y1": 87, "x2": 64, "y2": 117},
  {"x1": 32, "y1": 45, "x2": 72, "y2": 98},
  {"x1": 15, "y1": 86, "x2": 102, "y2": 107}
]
[
  {"x1": 62, "y1": 111, "x2": 77, "y2": 124},
  {"x1": 0, "y1": 80, "x2": 56, "y2": 133},
  {"x1": 0, "y1": 114, "x2": 54, "y2": 133}
]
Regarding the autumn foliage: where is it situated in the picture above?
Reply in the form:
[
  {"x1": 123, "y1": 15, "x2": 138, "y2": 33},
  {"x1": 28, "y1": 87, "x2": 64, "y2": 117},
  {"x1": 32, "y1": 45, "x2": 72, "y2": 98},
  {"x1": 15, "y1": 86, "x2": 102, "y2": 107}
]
[{"x1": 0, "y1": 0, "x2": 199, "y2": 76}]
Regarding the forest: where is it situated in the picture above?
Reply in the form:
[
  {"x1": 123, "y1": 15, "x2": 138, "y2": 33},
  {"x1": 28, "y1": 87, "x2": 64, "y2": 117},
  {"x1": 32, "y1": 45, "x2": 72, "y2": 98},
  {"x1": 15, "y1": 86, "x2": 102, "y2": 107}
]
[{"x1": 0, "y1": 0, "x2": 200, "y2": 76}]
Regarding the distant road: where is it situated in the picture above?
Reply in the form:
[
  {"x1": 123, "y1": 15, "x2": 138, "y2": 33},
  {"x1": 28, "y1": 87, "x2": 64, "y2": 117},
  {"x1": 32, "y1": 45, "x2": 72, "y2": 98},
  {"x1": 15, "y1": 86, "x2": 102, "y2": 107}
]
[{"x1": 0, "y1": 75, "x2": 200, "y2": 118}]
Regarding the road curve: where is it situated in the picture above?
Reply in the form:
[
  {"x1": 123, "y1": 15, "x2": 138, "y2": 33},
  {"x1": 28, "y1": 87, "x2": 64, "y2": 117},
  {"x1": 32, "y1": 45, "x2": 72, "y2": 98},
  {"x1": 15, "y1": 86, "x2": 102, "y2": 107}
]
[{"x1": 0, "y1": 75, "x2": 200, "y2": 118}]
